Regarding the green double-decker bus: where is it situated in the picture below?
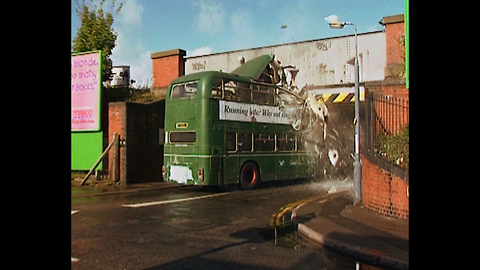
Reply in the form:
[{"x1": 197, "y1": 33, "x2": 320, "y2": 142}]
[{"x1": 162, "y1": 55, "x2": 315, "y2": 189}]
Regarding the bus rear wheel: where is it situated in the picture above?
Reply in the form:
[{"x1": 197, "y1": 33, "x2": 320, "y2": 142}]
[{"x1": 239, "y1": 162, "x2": 260, "y2": 190}]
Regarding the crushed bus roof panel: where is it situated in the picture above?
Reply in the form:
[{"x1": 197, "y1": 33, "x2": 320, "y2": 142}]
[{"x1": 230, "y1": 54, "x2": 274, "y2": 80}]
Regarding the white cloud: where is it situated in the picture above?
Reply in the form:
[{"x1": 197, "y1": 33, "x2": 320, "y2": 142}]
[
  {"x1": 193, "y1": 0, "x2": 226, "y2": 34},
  {"x1": 189, "y1": 46, "x2": 213, "y2": 57},
  {"x1": 129, "y1": 51, "x2": 152, "y2": 87},
  {"x1": 117, "y1": 0, "x2": 144, "y2": 27},
  {"x1": 111, "y1": 0, "x2": 152, "y2": 87}
]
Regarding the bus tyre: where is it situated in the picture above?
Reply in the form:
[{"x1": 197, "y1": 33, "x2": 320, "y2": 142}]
[{"x1": 239, "y1": 162, "x2": 260, "y2": 190}]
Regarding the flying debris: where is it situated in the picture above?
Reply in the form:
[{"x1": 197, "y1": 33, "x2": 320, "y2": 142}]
[{"x1": 306, "y1": 94, "x2": 329, "y2": 123}]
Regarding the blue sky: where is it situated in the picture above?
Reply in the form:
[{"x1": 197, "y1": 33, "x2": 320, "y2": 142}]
[{"x1": 71, "y1": 0, "x2": 405, "y2": 86}]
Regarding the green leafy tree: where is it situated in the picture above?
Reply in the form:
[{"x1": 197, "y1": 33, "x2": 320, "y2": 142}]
[{"x1": 72, "y1": 0, "x2": 123, "y2": 81}]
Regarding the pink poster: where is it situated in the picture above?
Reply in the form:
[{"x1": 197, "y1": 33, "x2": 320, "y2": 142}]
[{"x1": 71, "y1": 51, "x2": 102, "y2": 131}]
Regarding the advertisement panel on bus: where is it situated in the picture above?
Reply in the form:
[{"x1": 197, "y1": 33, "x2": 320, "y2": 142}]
[{"x1": 219, "y1": 100, "x2": 299, "y2": 125}]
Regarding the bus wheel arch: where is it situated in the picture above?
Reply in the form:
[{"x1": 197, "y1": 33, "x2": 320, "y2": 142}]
[{"x1": 239, "y1": 161, "x2": 260, "y2": 190}]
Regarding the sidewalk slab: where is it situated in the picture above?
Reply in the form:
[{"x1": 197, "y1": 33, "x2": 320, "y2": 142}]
[{"x1": 293, "y1": 190, "x2": 408, "y2": 269}]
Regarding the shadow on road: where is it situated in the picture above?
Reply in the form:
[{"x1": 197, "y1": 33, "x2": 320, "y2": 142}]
[{"x1": 142, "y1": 238, "x2": 271, "y2": 270}]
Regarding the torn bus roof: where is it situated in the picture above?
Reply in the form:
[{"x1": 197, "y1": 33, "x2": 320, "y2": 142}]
[{"x1": 230, "y1": 54, "x2": 275, "y2": 80}]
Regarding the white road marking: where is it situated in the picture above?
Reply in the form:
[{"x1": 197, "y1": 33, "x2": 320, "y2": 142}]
[
  {"x1": 72, "y1": 211, "x2": 80, "y2": 262},
  {"x1": 121, "y1": 192, "x2": 229, "y2": 208}
]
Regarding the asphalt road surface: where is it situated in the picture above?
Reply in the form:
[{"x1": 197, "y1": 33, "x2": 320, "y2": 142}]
[{"x1": 71, "y1": 179, "x2": 376, "y2": 269}]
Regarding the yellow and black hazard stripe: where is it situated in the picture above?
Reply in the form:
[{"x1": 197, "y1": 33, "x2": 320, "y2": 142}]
[{"x1": 315, "y1": 92, "x2": 365, "y2": 104}]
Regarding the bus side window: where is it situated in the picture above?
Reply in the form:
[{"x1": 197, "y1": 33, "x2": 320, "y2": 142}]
[
  {"x1": 253, "y1": 84, "x2": 275, "y2": 105},
  {"x1": 224, "y1": 80, "x2": 237, "y2": 101},
  {"x1": 238, "y1": 133, "x2": 252, "y2": 152},
  {"x1": 224, "y1": 80, "x2": 251, "y2": 102},
  {"x1": 236, "y1": 82, "x2": 251, "y2": 102},
  {"x1": 287, "y1": 135, "x2": 295, "y2": 150},
  {"x1": 278, "y1": 134, "x2": 295, "y2": 151},
  {"x1": 226, "y1": 132, "x2": 236, "y2": 152},
  {"x1": 297, "y1": 136, "x2": 304, "y2": 151},
  {"x1": 254, "y1": 133, "x2": 275, "y2": 152},
  {"x1": 212, "y1": 78, "x2": 223, "y2": 99}
]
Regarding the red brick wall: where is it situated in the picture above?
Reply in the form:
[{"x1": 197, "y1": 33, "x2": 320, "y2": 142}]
[
  {"x1": 382, "y1": 16, "x2": 405, "y2": 78},
  {"x1": 151, "y1": 54, "x2": 179, "y2": 88},
  {"x1": 366, "y1": 82, "x2": 409, "y2": 100},
  {"x1": 385, "y1": 22, "x2": 405, "y2": 65},
  {"x1": 362, "y1": 155, "x2": 409, "y2": 219},
  {"x1": 151, "y1": 49, "x2": 186, "y2": 90},
  {"x1": 107, "y1": 101, "x2": 165, "y2": 184}
]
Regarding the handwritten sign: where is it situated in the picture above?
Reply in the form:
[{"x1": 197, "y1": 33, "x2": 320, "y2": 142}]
[{"x1": 71, "y1": 51, "x2": 102, "y2": 131}]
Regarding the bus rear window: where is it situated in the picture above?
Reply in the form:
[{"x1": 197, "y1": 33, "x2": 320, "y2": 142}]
[
  {"x1": 170, "y1": 132, "x2": 196, "y2": 143},
  {"x1": 171, "y1": 82, "x2": 197, "y2": 98}
]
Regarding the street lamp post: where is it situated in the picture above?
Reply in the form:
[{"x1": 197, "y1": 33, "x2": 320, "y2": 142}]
[{"x1": 325, "y1": 15, "x2": 362, "y2": 204}]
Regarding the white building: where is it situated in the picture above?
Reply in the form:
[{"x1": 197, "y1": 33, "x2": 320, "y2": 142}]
[
  {"x1": 185, "y1": 31, "x2": 385, "y2": 93},
  {"x1": 111, "y1": 65, "x2": 131, "y2": 86}
]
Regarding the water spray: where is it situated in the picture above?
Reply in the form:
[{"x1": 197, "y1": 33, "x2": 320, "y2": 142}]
[{"x1": 271, "y1": 57, "x2": 354, "y2": 183}]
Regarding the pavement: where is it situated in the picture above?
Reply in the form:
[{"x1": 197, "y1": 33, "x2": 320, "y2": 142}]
[{"x1": 292, "y1": 189, "x2": 409, "y2": 270}]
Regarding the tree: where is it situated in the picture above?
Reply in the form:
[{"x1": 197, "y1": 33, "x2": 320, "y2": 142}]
[{"x1": 72, "y1": 0, "x2": 123, "y2": 82}]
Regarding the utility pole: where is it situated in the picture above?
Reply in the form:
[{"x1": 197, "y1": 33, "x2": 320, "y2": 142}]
[{"x1": 325, "y1": 15, "x2": 362, "y2": 204}]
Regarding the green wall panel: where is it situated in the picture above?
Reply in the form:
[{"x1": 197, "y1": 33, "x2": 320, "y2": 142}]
[{"x1": 71, "y1": 131, "x2": 103, "y2": 170}]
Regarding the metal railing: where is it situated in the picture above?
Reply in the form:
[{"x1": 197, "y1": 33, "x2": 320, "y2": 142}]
[{"x1": 365, "y1": 91, "x2": 409, "y2": 157}]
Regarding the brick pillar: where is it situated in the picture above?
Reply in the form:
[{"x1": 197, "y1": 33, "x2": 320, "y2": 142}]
[
  {"x1": 380, "y1": 14, "x2": 405, "y2": 78},
  {"x1": 151, "y1": 49, "x2": 186, "y2": 96},
  {"x1": 108, "y1": 102, "x2": 127, "y2": 184}
]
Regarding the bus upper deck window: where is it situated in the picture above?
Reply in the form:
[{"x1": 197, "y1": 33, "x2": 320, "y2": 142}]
[
  {"x1": 253, "y1": 84, "x2": 275, "y2": 105},
  {"x1": 212, "y1": 78, "x2": 222, "y2": 99},
  {"x1": 172, "y1": 82, "x2": 197, "y2": 98},
  {"x1": 224, "y1": 80, "x2": 251, "y2": 102}
]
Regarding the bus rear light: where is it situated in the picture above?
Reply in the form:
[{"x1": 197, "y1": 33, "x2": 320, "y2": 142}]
[
  {"x1": 162, "y1": 166, "x2": 166, "y2": 179},
  {"x1": 198, "y1": 168, "x2": 204, "y2": 182}
]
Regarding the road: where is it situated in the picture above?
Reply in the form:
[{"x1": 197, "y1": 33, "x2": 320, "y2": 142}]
[{"x1": 71, "y1": 179, "x2": 374, "y2": 269}]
